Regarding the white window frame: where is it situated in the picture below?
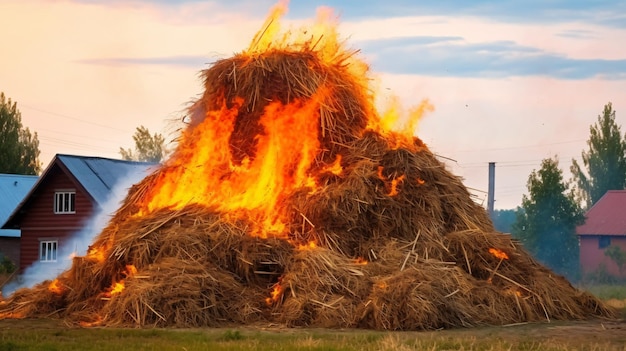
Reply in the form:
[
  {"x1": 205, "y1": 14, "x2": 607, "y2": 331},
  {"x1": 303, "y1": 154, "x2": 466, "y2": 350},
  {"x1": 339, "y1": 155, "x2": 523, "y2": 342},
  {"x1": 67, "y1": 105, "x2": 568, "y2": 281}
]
[
  {"x1": 40, "y1": 240, "x2": 58, "y2": 262},
  {"x1": 54, "y1": 190, "x2": 76, "y2": 214}
]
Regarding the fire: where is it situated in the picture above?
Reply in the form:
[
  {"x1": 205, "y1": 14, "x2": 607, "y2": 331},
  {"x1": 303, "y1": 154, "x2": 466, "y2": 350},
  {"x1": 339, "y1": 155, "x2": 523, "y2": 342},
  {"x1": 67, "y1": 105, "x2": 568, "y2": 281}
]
[
  {"x1": 297, "y1": 241, "x2": 318, "y2": 251},
  {"x1": 106, "y1": 282, "x2": 125, "y2": 297},
  {"x1": 129, "y1": 4, "x2": 432, "y2": 239},
  {"x1": 48, "y1": 279, "x2": 63, "y2": 294},
  {"x1": 388, "y1": 175, "x2": 406, "y2": 197},
  {"x1": 265, "y1": 282, "x2": 284, "y2": 305},
  {"x1": 372, "y1": 95, "x2": 434, "y2": 148},
  {"x1": 322, "y1": 154, "x2": 343, "y2": 175},
  {"x1": 354, "y1": 257, "x2": 368, "y2": 265},
  {"x1": 79, "y1": 316, "x2": 103, "y2": 328},
  {"x1": 417, "y1": 178, "x2": 425, "y2": 185},
  {"x1": 103, "y1": 265, "x2": 137, "y2": 298},
  {"x1": 377, "y1": 166, "x2": 406, "y2": 196},
  {"x1": 87, "y1": 246, "x2": 106, "y2": 262},
  {"x1": 137, "y1": 94, "x2": 326, "y2": 237},
  {"x1": 489, "y1": 248, "x2": 509, "y2": 261}
]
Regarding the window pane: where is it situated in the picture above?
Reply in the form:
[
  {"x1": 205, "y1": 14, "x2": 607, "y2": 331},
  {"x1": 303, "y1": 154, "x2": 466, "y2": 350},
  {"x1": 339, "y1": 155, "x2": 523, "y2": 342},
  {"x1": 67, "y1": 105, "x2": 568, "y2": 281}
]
[
  {"x1": 70, "y1": 193, "x2": 75, "y2": 212},
  {"x1": 40, "y1": 242, "x2": 46, "y2": 260}
]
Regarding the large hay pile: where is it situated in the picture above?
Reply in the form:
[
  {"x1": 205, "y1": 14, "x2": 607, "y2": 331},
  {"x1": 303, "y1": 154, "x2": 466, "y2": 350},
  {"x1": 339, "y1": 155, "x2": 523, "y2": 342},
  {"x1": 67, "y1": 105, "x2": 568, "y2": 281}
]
[{"x1": 0, "y1": 6, "x2": 616, "y2": 329}]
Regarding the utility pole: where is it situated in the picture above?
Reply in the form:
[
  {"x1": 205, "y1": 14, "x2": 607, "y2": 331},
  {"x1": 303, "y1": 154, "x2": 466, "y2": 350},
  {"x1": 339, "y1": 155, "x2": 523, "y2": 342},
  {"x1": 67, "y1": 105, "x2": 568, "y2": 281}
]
[{"x1": 487, "y1": 162, "x2": 495, "y2": 218}]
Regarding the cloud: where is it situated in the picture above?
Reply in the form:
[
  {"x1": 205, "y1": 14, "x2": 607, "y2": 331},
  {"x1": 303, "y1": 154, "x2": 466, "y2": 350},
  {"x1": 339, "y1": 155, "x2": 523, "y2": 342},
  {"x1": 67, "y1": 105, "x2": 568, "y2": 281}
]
[
  {"x1": 358, "y1": 36, "x2": 626, "y2": 79},
  {"x1": 311, "y1": 1, "x2": 626, "y2": 27},
  {"x1": 77, "y1": 55, "x2": 211, "y2": 67}
]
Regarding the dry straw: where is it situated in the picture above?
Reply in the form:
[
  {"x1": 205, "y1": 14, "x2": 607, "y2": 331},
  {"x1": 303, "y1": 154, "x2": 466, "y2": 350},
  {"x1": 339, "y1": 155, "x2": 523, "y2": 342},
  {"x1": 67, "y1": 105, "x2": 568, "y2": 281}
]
[{"x1": 0, "y1": 37, "x2": 616, "y2": 329}]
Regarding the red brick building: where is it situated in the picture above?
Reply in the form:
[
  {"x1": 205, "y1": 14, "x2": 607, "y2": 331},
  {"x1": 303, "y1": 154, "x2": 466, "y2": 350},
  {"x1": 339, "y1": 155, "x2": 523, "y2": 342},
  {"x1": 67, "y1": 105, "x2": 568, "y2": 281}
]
[
  {"x1": 576, "y1": 190, "x2": 626, "y2": 279},
  {"x1": 2, "y1": 155, "x2": 155, "y2": 271}
]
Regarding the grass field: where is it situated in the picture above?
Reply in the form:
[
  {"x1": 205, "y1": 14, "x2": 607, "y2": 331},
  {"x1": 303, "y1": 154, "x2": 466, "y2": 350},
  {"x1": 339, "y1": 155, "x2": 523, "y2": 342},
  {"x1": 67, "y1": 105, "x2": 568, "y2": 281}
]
[{"x1": 1, "y1": 310, "x2": 625, "y2": 351}]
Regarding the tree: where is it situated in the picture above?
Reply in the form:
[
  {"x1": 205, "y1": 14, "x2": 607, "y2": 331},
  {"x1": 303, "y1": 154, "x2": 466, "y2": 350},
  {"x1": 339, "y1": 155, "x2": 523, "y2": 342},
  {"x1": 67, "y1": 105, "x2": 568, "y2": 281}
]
[
  {"x1": 571, "y1": 102, "x2": 626, "y2": 209},
  {"x1": 512, "y1": 157, "x2": 584, "y2": 280},
  {"x1": 0, "y1": 92, "x2": 41, "y2": 175},
  {"x1": 119, "y1": 126, "x2": 166, "y2": 163}
]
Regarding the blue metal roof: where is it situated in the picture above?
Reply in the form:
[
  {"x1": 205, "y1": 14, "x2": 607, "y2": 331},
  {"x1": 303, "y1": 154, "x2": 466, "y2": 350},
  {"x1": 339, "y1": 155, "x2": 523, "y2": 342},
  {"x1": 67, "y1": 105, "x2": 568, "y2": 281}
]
[
  {"x1": 57, "y1": 155, "x2": 157, "y2": 207},
  {"x1": 0, "y1": 174, "x2": 38, "y2": 237}
]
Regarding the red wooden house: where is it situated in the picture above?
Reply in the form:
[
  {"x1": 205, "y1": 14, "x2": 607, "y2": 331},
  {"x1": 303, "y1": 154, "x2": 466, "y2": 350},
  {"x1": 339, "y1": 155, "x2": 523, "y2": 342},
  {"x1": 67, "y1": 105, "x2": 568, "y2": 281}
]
[
  {"x1": 576, "y1": 190, "x2": 626, "y2": 279},
  {"x1": 2, "y1": 154, "x2": 155, "y2": 272},
  {"x1": 0, "y1": 174, "x2": 38, "y2": 268}
]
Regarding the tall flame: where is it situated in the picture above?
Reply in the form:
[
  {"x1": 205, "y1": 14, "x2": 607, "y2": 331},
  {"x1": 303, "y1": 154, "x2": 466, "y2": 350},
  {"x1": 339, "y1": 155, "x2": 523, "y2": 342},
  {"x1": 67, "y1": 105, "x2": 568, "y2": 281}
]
[{"x1": 132, "y1": 3, "x2": 432, "y2": 238}]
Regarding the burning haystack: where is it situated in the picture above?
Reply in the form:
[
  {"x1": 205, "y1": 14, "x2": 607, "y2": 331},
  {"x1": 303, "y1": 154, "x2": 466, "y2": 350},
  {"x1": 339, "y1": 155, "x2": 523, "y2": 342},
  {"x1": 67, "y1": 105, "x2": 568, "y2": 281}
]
[{"x1": 0, "y1": 5, "x2": 615, "y2": 329}]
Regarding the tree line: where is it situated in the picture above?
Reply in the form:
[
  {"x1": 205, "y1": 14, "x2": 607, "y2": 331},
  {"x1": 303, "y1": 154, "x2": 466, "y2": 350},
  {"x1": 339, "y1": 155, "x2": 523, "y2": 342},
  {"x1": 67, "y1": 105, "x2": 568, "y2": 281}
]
[
  {"x1": 0, "y1": 91, "x2": 166, "y2": 174},
  {"x1": 495, "y1": 102, "x2": 625, "y2": 281}
]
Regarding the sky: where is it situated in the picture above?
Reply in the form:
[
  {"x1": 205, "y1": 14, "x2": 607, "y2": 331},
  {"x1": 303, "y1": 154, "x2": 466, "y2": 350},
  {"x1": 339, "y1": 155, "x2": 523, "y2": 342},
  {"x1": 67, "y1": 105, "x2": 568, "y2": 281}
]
[{"x1": 1, "y1": 0, "x2": 626, "y2": 210}]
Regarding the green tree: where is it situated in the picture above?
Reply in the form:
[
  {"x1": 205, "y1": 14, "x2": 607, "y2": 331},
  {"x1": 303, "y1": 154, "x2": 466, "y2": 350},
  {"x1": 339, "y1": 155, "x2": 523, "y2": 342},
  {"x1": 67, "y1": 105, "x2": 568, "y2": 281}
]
[
  {"x1": 571, "y1": 102, "x2": 626, "y2": 209},
  {"x1": 512, "y1": 157, "x2": 584, "y2": 280},
  {"x1": 119, "y1": 126, "x2": 166, "y2": 163},
  {"x1": 0, "y1": 92, "x2": 41, "y2": 175}
]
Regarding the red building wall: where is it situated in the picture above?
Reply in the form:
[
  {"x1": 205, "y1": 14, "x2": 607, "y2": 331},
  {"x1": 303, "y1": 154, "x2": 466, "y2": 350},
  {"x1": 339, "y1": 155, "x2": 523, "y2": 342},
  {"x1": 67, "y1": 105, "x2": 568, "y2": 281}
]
[
  {"x1": 580, "y1": 236, "x2": 626, "y2": 278},
  {"x1": 18, "y1": 166, "x2": 95, "y2": 270}
]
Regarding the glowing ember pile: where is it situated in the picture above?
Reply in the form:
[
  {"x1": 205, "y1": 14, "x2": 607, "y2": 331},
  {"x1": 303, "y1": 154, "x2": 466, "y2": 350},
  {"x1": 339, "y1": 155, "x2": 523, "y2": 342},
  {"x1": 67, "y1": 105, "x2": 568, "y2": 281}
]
[{"x1": 0, "y1": 4, "x2": 615, "y2": 329}]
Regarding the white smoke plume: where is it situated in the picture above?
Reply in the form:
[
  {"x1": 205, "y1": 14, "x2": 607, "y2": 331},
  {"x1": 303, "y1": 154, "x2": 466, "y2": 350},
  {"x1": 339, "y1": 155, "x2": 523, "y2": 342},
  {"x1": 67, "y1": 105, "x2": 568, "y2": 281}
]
[{"x1": 2, "y1": 166, "x2": 154, "y2": 296}]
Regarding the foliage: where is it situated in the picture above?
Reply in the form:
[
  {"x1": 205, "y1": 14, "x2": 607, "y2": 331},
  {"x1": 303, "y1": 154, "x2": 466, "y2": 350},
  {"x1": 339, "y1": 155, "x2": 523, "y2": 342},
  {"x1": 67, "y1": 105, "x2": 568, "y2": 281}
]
[
  {"x1": 0, "y1": 254, "x2": 17, "y2": 274},
  {"x1": 0, "y1": 92, "x2": 41, "y2": 175},
  {"x1": 119, "y1": 126, "x2": 166, "y2": 163},
  {"x1": 491, "y1": 209, "x2": 517, "y2": 233},
  {"x1": 604, "y1": 245, "x2": 626, "y2": 274},
  {"x1": 583, "y1": 283, "x2": 626, "y2": 300},
  {"x1": 512, "y1": 157, "x2": 584, "y2": 280},
  {"x1": 571, "y1": 102, "x2": 626, "y2": 209}
]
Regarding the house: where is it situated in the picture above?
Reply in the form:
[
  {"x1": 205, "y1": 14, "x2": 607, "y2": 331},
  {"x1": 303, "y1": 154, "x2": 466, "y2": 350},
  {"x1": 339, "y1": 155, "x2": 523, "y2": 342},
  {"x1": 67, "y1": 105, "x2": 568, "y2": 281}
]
[
  {"x1": 1, "y1": 154, "x2": 156, "y2": 272},
  {"x1": 0, "y1": 174, "x2": 38, "y2": 268},
  {"x1": 576, "y1": 190, "x2": 626, "y2": 279}
]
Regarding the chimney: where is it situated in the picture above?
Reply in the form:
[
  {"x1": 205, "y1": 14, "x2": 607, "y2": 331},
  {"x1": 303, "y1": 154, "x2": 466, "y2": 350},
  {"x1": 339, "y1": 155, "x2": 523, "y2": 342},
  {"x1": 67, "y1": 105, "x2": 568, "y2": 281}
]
[{"x1": 488, "y1": 162, "x2": 495, "y2": 218}]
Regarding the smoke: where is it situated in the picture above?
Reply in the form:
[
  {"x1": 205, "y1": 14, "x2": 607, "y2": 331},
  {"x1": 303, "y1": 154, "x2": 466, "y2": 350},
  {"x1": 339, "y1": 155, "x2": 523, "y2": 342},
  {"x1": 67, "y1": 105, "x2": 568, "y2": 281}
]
[{"x1": 2, "y1": 166, "x2": 155, "y2": 296}]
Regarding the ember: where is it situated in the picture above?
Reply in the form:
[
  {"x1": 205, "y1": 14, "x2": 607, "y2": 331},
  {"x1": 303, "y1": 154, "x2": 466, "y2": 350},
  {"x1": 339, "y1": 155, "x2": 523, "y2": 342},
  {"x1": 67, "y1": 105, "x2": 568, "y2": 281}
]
[{"x1": 0, "y1": 2, "x2": 615, "y2": 329}]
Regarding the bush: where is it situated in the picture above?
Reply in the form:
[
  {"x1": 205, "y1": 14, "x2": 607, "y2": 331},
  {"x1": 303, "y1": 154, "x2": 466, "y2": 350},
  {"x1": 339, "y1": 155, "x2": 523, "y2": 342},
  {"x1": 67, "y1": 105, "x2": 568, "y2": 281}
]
[{"x1": 0, "y1": 254, "x2": 17, "y2": 274}]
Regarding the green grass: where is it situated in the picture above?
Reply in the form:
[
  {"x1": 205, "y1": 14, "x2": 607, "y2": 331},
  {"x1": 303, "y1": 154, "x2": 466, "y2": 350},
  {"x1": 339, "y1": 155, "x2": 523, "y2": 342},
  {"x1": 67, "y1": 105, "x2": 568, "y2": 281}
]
[
  {"x1": 582, "y1": 284, "x2": 626, "y2": 300},
  {"x1": 1, "y1": 320, "x2": 625, "y2": 351}
]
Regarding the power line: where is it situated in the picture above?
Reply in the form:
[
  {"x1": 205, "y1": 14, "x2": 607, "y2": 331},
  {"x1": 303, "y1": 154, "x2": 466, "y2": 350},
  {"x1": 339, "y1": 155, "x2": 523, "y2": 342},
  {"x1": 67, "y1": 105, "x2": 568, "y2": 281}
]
[{"x1": 18, "y1": 103, "x2": 133, "y2": 133}]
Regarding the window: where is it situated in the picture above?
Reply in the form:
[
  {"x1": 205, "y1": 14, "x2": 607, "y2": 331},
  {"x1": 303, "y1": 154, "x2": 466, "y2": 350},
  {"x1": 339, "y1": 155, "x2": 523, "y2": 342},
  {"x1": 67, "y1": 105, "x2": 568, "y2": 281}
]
[
  {"x1": 54, "y1": 191, "x2": 76, "y2": 214},
  {"x1": 40, "y1": 240, "x2": 58, "y2": 262},
  {"x1": 599, "y1": 236, "x2": 611, "y2": 249}
]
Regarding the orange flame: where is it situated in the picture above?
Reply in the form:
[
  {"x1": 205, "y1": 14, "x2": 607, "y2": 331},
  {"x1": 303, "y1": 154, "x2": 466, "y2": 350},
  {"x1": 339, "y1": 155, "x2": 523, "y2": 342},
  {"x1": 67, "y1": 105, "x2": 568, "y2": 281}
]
[
  {"x1": 103, "y1": 265, "x2": 137, "y2": 298},
  {"x1": 48, "y1": 279, "x2": 63, "y2": 295},
  {"x1": 79, "y1": 315, "x2": 103, "y2": 328},
  {"x1": 86, "y1": 246, "x2": 106, "y2": 262},
  {"x1": 322, "y1": 154, "x2": 343, "y2": 175},
  {"x1": 106, "y1": 282, "x2": 125, "y2": 297},
  {"x1": 377, "y1": 166, "x2": 405, "y2": 196},
  {"x1": 354, "y1": 257, "x2": 368, "y2": 265},
  {"x1": 489, "y1": 248, "x2": 509, "y2": 261},
  {"x1": 137, "y1": 95, "x2": 326, "y2": 237},
  {"x1": 388, "y1": 175, "x2": 406, "y2": 196},
  {"x1": 297, "y1": 241, "x2": 318, "y2": 251},
  {"x1": 371, "y1": 95, "x2": 434, "y2": 148},
  {"x1": 265, "y1": 282, "x2": 284, "y2": 305}
]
